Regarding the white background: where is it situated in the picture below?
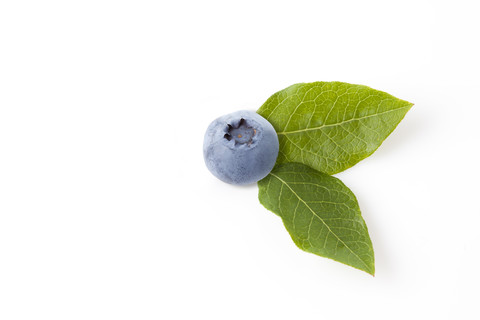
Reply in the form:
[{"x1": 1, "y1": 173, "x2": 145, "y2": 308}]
[{"x1": 1, "y1": 1, "x2": 479, "y2": 319}]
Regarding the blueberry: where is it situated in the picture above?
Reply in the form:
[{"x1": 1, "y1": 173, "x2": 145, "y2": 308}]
[{"x1": 203, "y1": 110, "x2": 279, "y2": 185}]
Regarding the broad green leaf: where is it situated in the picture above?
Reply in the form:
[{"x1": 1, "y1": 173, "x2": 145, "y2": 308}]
[
  {"x1": 258, "y1": 162, "x2": 374, "y2": 275},
  {"x1": 257, "y1": 82, "x2": 413, "y2": 175}
]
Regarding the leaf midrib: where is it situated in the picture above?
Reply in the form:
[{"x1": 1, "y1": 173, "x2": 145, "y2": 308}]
[
  {"x1": 269, "y1": 172, "x2": 370, "y2": 272},
  {"x1": 276, "y1": 105, "x2": 411, "y2": 135}
]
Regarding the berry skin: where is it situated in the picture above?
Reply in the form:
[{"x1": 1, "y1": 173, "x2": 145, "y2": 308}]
[{"x1": 203, "y1": 110, "x2": 279, "y2": 185}]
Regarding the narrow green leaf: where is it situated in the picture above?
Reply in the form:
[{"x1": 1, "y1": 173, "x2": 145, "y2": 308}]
[
  {"x1": 258, "y1": 162, "x2": 374, "y2": 275},
  {"x1": 257, "y1": 82, "x2": 413, "y2": 174}
]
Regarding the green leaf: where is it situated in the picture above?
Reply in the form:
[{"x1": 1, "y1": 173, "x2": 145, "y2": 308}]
[
  {"x1": 258, "y1": 162, "x2": 374, "y2": 275},
  {"x1": 257, "y1": 82, "x2": 413, "y2": 175}
]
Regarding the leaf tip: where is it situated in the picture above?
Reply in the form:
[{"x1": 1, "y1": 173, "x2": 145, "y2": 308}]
[{"x1": 369, "y1": 267, "x2": 376, "y2": 277}]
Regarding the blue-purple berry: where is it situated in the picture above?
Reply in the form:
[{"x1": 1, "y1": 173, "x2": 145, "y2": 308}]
[{"x1": 203, "y1": 110, "x2": 279, "y2": 185}]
